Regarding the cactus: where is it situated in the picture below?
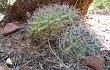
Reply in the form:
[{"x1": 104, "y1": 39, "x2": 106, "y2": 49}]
[
  {"x1": 59, "y1": 23, "x2": 101, "y2": 57},
  {"x1": 31, "y1": 4, "x2": 79, "y2": 40},
  {"x1": 31, "y1": 4, "x2": 101, "y2": 57}
]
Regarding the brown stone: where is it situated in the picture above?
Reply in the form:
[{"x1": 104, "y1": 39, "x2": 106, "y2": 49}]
[
  {"x1": 0, "y1": 66, "x2": 8, "y2": 70},
  {"x1": 23, "y1": 65, "x2": 30, "y2": 70},
  {"x1": 82, "y1": 55, "x2": 105, "y2": 70},
  {"x1": 3, "y1": 22, "x2": 18, "y2": 36},
  {"x1": 0, "y1": 66, "x2": 5, "y2": 70}
]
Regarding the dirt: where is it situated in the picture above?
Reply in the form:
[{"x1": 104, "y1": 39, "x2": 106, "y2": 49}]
[
  {"x1": 86, "y1": 14, "x2": 110, "y2": 50},
  {"x1": 0, "y1": 12, "x2": 110, "y2": 70}
]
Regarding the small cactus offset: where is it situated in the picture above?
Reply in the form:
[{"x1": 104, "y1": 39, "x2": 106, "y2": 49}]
[
  {"x1": 59, "y1": 23, "x2": 102, "y2": 57},
  {"x1": 31, "y1": 4, "x2": 79, "y2": 40}
]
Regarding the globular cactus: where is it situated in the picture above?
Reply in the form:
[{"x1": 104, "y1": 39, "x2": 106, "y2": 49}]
[
  {"x1": 31, "y1": 4, "x2": 79, "y2": 40},
  {"x1": 59, "y1": 23, "x2": 102, "y2": 57}
]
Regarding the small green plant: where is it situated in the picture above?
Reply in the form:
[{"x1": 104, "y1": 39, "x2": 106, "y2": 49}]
[
  {"x1": 31, "y1": 4, "x2": 79, "y2": 40},
  {"x1": 0, "y1": 0, "x2": 16, "y2": 12},
  {"x1": 59, "y1": 23, "x2": 101, "y2": 57},
  {"x1": 90, "y1": 0, "x2": 110, "y2": 9},
  {"x1": 0, "y1": 0, "x2": 7, "y2": 12}
]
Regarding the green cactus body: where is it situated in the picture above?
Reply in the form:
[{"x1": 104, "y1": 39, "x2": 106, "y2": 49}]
[
  {"x1": 59, "y1": 24, "x2": 101, "y2": 57},
  {"x1": 31, "y1": 4, "x2": 101, "y2": 57},
  {"x1": 31, "y1": 4, "x2": 79, "y2": 40}
]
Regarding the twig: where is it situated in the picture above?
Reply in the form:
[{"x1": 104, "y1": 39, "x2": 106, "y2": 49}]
[{"x1": 47, "y1": 39, "x2": 70, "y2": 70}]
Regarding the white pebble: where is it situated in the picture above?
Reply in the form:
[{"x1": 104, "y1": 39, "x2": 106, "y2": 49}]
[{"x1": 6, "y1": 58, "x2": 13, "y2": 65}]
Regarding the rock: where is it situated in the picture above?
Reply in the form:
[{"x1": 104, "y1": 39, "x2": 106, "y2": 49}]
[
  {"x1": 3, "y1": 22, "x2": 18, "y2": 36},
  {"x1": 8, "y1": 68, "x2": 14, "y2": 70},
  {"x1": 0, "y1": 66, "x2": 14, "y2": 70},
  {"x1": 0, "y1": 14, "x2": 4, "y2": 21},
  {"x1": 82, "y1": 55, "x2": 105, "y2": 70},
  {"x1": 6, "y1": 58, "x2": 13, "y2": 65},
  {"x1": 11, "y1": 56, "x2": 16, "y2": 64},
  {"x1": 0, "y1": 66, "x2": 7, "y2": 70},
  {"x1": 23, "y1": 65, "x2": 30, "y2": 70}
]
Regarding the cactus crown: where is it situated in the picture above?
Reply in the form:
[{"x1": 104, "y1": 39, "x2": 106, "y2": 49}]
[{"x1": 31, "y1": 4, "x2": 79, "y2": 40}]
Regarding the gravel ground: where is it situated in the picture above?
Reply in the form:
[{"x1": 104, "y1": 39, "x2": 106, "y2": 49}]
[
  {"x1": 86, "y1": 14, "x2": 110, "y2": 50},
  {"x1": 85, "y1": 13, "x2": 110, "y2": 70},
  {"x1": 0, "y1": 12, "x2": 110, "y2": 70}
]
